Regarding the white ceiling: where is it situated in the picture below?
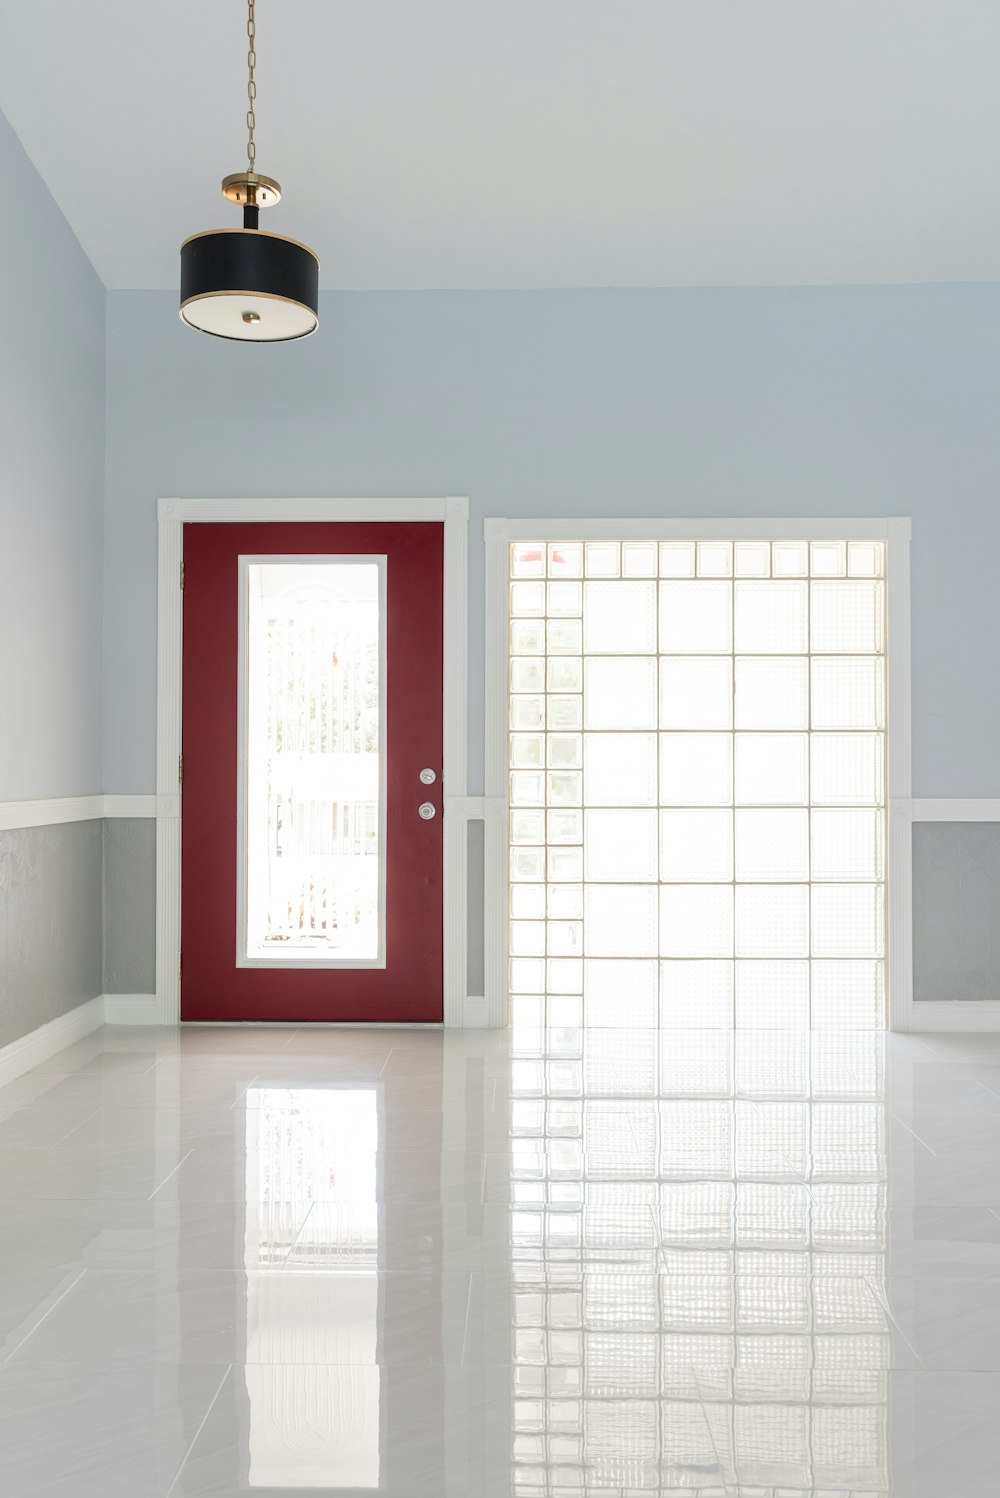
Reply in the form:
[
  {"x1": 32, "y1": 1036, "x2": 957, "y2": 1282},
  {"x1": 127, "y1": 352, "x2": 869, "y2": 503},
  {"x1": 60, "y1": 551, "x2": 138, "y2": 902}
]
[{"x1": 0, "y1": 0, "x2": 998, "y2": 291}]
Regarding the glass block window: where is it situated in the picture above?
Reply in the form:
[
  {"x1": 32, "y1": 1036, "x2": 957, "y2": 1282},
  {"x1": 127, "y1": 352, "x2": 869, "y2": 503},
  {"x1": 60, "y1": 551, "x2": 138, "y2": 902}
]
[{"x1": 508, "y1": 539, "x2": 887, "y2": 1029}]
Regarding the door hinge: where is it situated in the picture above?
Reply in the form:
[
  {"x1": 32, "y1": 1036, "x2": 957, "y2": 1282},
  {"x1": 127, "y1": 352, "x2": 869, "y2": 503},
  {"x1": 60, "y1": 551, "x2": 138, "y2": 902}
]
[
  {"x1": 179, "y1": 560, "x2": 185, "y2": 590},
  {"x1": 178, "y1": 754, "x2": 184, "y2": 786}
]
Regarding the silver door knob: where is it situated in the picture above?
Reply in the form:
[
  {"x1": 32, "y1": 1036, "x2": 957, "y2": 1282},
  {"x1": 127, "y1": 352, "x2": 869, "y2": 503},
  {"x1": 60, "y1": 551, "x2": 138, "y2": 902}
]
[
  {"x1": 418, "y1": 802, "x2": 436, "y2": 820},
  {"x1": 419, "y1": 768, "x2": 437, "y2": 785}
]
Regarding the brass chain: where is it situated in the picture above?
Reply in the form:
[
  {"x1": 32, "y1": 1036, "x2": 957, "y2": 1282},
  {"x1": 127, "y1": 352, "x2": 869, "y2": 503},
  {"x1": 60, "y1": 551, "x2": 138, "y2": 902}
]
[{"x1": 246, "y1": 0, "x2": 257, "y2": 173}]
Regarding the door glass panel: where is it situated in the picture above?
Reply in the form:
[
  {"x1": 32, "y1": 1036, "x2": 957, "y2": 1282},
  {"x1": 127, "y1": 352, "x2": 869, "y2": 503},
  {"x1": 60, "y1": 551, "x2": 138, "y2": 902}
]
[{"x1": 241, "y1": 558, "x2": 385, "y2": 965}]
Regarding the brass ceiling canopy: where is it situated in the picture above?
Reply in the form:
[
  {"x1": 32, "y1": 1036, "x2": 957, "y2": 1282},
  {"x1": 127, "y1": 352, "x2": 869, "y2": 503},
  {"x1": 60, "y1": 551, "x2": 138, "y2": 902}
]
[{"x1": 179, "y1": 1, "x2": 319, "y2": 343}]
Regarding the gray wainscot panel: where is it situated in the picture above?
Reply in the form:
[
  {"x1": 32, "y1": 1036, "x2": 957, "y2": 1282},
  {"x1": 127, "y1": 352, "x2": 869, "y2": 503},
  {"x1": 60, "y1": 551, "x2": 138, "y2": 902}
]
[
  {"x1": 913, "y1": 821, "x2": 1000, "y2": 1001},
  {"x1": 102, "y1": 818, "x2": 156, "y2": 995},
  {"x1": 0, "y1": 821, "x2": 103, "y2": 1046}
]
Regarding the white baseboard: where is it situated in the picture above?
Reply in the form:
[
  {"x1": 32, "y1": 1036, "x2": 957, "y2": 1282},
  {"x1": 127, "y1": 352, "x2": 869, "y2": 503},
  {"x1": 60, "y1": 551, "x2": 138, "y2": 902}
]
[
  {"x1": 0, "y1": 996, "x2": 106, "y2": 1089},
  {"x1": 103, "y1": 993, "x2": 160, "y2": 1025},
  {"x1": 901, "y1": 1000, "x2": 1000, "y2": 1033}
]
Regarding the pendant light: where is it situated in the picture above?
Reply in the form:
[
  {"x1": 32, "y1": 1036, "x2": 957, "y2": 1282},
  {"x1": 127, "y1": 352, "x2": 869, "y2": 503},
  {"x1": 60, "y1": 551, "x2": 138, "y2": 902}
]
[{"x1": 180, "y1": 0, "x2": 319, "y2": 341}]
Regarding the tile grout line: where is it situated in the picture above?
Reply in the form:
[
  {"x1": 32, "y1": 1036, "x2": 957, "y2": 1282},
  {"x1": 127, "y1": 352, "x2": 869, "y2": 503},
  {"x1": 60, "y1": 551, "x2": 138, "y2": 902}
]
[
  {"x1": 1, "y1": 1267, "x2": 88, "y2": 1365},
  {"x1": 148, "y1": 1148, "x2": 196, "y2": 1201},
  {"x1": 163, "y1": 1363, "x2": 233, "y2": 1498},
  {"x1": 888, "y1": 1110, "x2": 938, "y2": 1156},
  {"x1": 863, "y1": 1273, "x2": 924, "y2": 1369},
  {"x1": 52, "y1": 1106, "x2": 103, "y2": 1146},
  {"x1": 459, "y1": 1271, "x2": 475, "y2": 1366},
  {"x1": 230, "y1": 1075, "x2": 258, "y2": 1110},
  {"x1": 279, "y1": 1202, "x2": 316, "y2": 1268}
]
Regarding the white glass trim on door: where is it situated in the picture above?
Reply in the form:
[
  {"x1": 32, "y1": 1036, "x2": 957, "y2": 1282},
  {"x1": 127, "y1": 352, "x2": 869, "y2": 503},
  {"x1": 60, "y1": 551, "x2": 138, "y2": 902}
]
[
  {"x1": 508, "y1": 538, "x2": 888, "y2": 1029},
  {"x1": 237, "y1": 555, "x2": 388, "y2": 968}
]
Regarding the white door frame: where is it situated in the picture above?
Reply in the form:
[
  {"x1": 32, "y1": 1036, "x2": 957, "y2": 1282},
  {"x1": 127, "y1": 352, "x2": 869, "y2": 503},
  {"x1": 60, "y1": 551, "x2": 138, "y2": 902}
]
[
  {"x1": 156, "y1": 496, "x2": 470, "y2": 1027},
  {"x1": 484, "y1": 515, "x2": 913, "y2": 1031}
]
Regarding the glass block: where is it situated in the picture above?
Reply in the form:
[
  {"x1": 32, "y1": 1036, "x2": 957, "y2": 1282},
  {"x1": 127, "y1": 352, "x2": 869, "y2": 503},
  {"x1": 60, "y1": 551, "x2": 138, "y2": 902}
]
[
  {"x1": 812, "y1": 885, "x2": 884, "y2": 958},
  {"x1": 511, "y1": 996, "x2": 544, "y2": 1028},
  {"x1": 734, "y1": 581, "x2": 808, "y2": 654},
  {"x1": 734, "y1": 540, "x2": 770, "y2": 577},
  {"x1": 547, "y1": 771, "x2": 582, "y2": 806},
  {"x1": 511, "y1": 847, "x2": 545, "y2": 882},
  {"x1": 511, "y1": 733, "x2": 545, "y2": 768},
  {"x1": 547, "y1": 618, "x2": 582, "y2": 654},
  {"x1": 510, "y1": 771, "x2": 545, "y2": 806},
  {"x1": 660, "y1": 809, "x2": 734, "y2": 881},
  {"x1": 660, "y1": 657, "x2": 733, "y2": 729},
  {"x1": 548, "y1": 809, "x2": 583, "y2": 843},
  {"x1": 510, "y1": 695, "x2": 544, "y2": 730},
  {"x1": 584, "y1": 656, "x2": 657, "y2": 730},
  {"x1": 848, "y1": 540, "x2": 884, "y2": 577},
  {"x1": 511, "y1": 810, "x2": 545, "y2": 844},
  {"x1": 511, "y1": 921, "x2": 546, "y2": 956},
  {"x1": 511, "y1": 658, "x2": 545, "y2": 693},
  {"x1": 811, "y1": 961, "x2": 884, "y2": 1028},
  {"x1": 548, "y1": 580, "x2": 582, "y2": 616},
  {"x1": 511, "y1": 619, "x2": 545, "y2": 655},
  {"x1": 547, "y1": 884, "x2": 583, "y2": 919},
  {"x1": 584, "y1": 580, "x2": 658, "y2": 653},
  {"x1": 811, "y1": 657, "x2": 884, "y2": 730},
  {"x1": 659, "y1": 541, "x2": 696, "y2": 577},
  {"x1": 585, "y1": 808, "x2": 658, "y2": 881},
  {"x1": 511, "y1": 543, "x2": 545, "y2": 578},
  {"x1": 548, "y1": 734, "x2": 583, "y2": 769},
  {"x1": 547, "y1": 921, "x2": 583, "y2": 956},
  {"x1": 548, "y1": 957, "x2": 583, "y2": 993},
  {"x1": 810, "y1": 540, "x2": 847, "y2": 576},
  {"x1": 584, "y1": 959, "x2": 658, "y2": 1026},
  {"x1": 734, "y1": 733, "x2": 808, "y2": 805},
  {"x1": 549, "y1": 542, "x2": 583, "y2": 577},
  {"x1": 622, "y1": 541, "x2": 658, "y2": 576},
  {"x1": 510, "y1": 580, "x2": 545, "y2": 616},
  {"x1": 584, "y1": 733, "x2": 658, "y2": 806},
  {"x1": 660, "y1": 580, "x2": 733, "y2": 653},
  {"x1": 698, "y1": 541, "x2": 733, "y2": 577},
  {"x1": 735, "y1": 809, "x2": 809, "y2": 881},
  {"x1": 547, "y1": 657, "x2": 583, "y2": 692},
  {"x1": 584, "y1": 542, "x2": 619, "y2": 577},
  {"x1": 660, "y1": 733, "x2": 733, "y2": 806},
  {"x1": 811, "y1": 808, "x2": 883, "y2": 881},
  {"x1": 548, "y1": 995, "x2": 582, "y2": 1027},
  {"x1": 511, "y1": 884, "x2": 546, "y2": 919},
  {"x1": 811, "y1": 732, "x2": 884, "y2": 805},
  {"x1": 735, "y1": 961, "x2": 809, "y2": 1027},
  {"x1": 735, "y1": 658, "x2": 809, "y2": 730},
  {"x1": 511, "y1": 958, "x2": 545, "y2": 993},
  {"x1": 736, "y1": 885, "x2": 810, "y2": 958},
  {"x1": 771, "y1": 540, "x2": 808, "y2": 577},
  {"x1": 660, "y1": 960, "x2": 734, "y2": 1027},
  {"x1": 660, "y1": 885, "x2": 734, "y2": 958},
  {"x1": 584, "y1": 885, "x2": 658, "y2": 956},
  {"x1": 548, "y1": 846, "x2": 583, "y2": 881},
  {"x1": 548, "y1": 695, "x2": 583, "y2": 731},
  {"x1": 810, "y1": 580, "x2": 884, "y2": 653},
  {"x1": 736, "y1": 1031, "x2": 809, "y2": 1098}
]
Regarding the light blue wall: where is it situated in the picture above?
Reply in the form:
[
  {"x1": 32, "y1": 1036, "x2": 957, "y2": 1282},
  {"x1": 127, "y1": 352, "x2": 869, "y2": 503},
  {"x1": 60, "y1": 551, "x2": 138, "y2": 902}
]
[
  {"x1": 105, "y1": 283, "x2": 1000, "y2": 798},
  {"x1": 0, "y1": 109, "x2": 105, "y2": 801}
]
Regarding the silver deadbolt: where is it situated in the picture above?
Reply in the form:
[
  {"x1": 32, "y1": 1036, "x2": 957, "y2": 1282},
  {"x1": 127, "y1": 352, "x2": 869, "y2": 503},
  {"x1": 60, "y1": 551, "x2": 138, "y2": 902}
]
[
  {"x1": 418, "y1": 801, "x2": 436, "y2": 821},
  {"x1": 419, "y1": 768, "x2": 437, "y2": 786}
]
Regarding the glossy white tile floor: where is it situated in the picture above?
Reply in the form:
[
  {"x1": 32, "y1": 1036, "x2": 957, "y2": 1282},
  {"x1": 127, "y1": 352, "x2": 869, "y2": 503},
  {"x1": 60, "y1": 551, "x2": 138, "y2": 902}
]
[{"x1": 2, "y1": 1024, "x2": 1000, "y2": 1495}]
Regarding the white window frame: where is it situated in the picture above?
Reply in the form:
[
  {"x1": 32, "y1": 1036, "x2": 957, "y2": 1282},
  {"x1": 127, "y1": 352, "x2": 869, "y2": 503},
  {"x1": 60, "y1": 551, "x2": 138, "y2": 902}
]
[
  {"x1": 484, "y1": 515, "x2": 913, "y2": 1031},
  {"x1": 156, "y1": 497, "x2": 470, "y2": 1026}
]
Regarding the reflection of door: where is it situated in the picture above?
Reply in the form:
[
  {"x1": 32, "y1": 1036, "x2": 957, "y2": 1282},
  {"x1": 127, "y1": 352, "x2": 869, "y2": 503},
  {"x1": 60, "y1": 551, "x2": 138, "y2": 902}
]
[{"x1": 181, "y1": 522, "x2": 443, "y2": 1022}]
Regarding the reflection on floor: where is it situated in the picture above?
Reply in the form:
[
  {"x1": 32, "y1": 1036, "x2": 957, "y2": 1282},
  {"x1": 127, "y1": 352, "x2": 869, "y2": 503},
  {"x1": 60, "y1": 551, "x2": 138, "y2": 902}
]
[{"x1": 0, "y1": 1024, "x2": 999, "y2": 1495}]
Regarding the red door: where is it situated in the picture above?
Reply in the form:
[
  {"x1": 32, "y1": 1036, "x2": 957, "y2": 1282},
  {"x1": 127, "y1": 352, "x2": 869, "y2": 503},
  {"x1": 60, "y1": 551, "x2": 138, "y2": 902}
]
[{"x1": 181, "y1": 522, "x2": 443, "y2": 1022}]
